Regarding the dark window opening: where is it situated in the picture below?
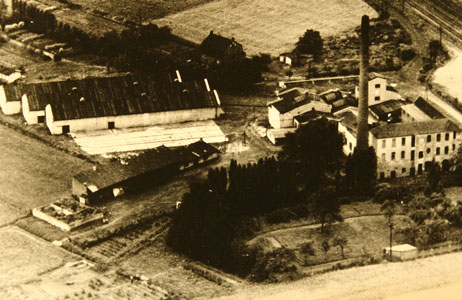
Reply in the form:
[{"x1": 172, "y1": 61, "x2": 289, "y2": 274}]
[
  {"x1": 401, "y1": 151, "x2": 405, "y2": 159},
  {"x1": 411, "y1": 150, "x2": 415, "y2": 161},
  {"x1": 418, "y1": 164, "x2": 423, "y2": 175},
  {"x1": 437, "y1": 134, "x2": 441, "y2": 142},
  {"x1": 402, "y1": 137, "x2": 406, "y2": 146},
  {"x1": 427, "y1": 135, "x2": 431, "y2": 142},
  {"x1": 108, "y1": 121, "x2": 115, "y2": 129},
  {"x1": 410, "y1": 167, "x2": 416, "y2": 176},
  {"x1": 411, "y1": 135, "x2": 416, "y2": 147},
  {"x1": 419, "y1": 151, "x2": 423, "y2": 159},
  {"x1": 37, "y1": 115, "x2": 45, "y2": 123},
  {"x1": 380, "y1": 172, "x2": 385, "y2": 180},
  {"x1": 62, "y1": 125, "x2": 70, "y2": 134},
  {"x1": 446, "y1": 133, "x2": 450, "y2": 141},
  {"x1": 436, "y1": 147, "x2": 440, "y2": 155},
  {"x1": 390, "y1": 171, "x2": 396, "y2": 178},
  {"x1": 445, "y1": 146, "x2": 449, "y2": 154},
  {"x1": 402, "y1": 168, "x2": 406, "y2": 174}
]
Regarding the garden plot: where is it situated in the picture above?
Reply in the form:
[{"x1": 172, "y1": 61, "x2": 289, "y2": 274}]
[
  {"x1": 154, "y1": 0, "x2": 378, "y2": 56},
  {"x1": 72, "y1": 120, "x2": 227, "y2": 155}
]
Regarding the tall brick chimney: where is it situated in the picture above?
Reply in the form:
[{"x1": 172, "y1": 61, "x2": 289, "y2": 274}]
[{"x1": 356, "y1": 15, "x2": 370, "y2": 152}]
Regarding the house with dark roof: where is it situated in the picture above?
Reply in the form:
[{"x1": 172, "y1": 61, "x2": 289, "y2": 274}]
[
  {"x1": 339, "y1": 115, "x2": 460, "y2": 179},
  {"x1": 21, "y1": 72, "x2": 223, "y2": 134},
  {"x1": 0, "y1": 84, "x2": 23, "y2": 115},
  {"x1": 354, "y1": 72, "x2": 402, "y2": 105},
  {"x1": 369, "y1": 99, "x2": 406, "y2": 123},
  {"x1": 401, "y1": 97, "x2": 444, "y2": 123},
  {"x1": 268, "y1": 88, "x2": 330, "y2": 129},
  {"x1": 72, "y1": 140, "x2": 220, "y2": 204},
  {"x1": 200, "y1": 31, "x2": 245, "y2": 64}
]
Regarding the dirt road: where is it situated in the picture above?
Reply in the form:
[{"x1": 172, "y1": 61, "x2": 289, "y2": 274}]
[{"x1": 214, "y1": 251, "x2": 462, "y2": 300}]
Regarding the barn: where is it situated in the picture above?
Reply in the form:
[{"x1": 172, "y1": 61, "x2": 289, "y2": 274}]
[
  {"x1": 0, "y1": 84, "x2": 22, "y2": 115},
  {"x1": 72, "y1": 140, "x2": 220, "y2": 204},
  {"x1": 20, "y1": 72, "x2": 223, "y2": 134}
]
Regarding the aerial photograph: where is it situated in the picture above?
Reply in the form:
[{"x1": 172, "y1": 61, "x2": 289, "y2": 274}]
[{"x1": 2, "y1": 0, "x2": 462, "y2": 299}]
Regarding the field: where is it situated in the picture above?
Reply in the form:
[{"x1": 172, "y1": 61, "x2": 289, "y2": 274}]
[
  {"x1": 0, "y1": 125, "x2": 92, "y2": 225},
  {"x1": 155, "y1": 0, "x2": 378, "y2": 56}
]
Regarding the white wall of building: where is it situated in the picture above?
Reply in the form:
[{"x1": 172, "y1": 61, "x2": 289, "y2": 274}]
[
  {"x1": 355, "y1": 77, "x2": 401, "y2": 105},
  {"x1": 269, "y1": 101, "x2": 332, "y2": 129},
  {"x1": 22, "y1": 94, "x2": 45, "y2": 124},
  {"x1": 0, "y1": 85, "x2": 21, "y2": 115},
  {"x1": 46, "y1": 105, "x2": 224, "y2": 135}
]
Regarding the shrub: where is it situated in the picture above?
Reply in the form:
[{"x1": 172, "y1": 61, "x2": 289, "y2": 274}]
[
  {"x1": 401, "y1": 48, "x2": 416, "y2": 61},
  {"x1": 252, "y1": 248, "x2": 301, "y2": 282}
]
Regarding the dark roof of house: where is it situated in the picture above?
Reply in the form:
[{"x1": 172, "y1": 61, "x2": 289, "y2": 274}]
[
  {"x1": 271, "y1": 98, "x2": 311, "y2": 114},
  {"x1": 23, "y1": 74, "x2": 219, "y2": 120},
  {"x1": 319, "y1": 89, "x2": 343, "y2": 104},
  {"x1": 293, "y1": 110, "x2": 335, "y2": 124},
  {"x1": 369, "y1": 100, "x2": 405, "y2": 119},
  {"x1": 74, "y1": 140, "x2": 220, "y2": 191},
  {"x1": 386, "y1": 85, "x2": 399, "y2": 93},
  {"x1": 339, "y1": 111, "x2": 359, "y2": 134},
  {"x1": 414, "y1": 97, "x2": 444, "y2": 119},
  {"x1": 370, "y1": 119, "x2": 459, "y2": 139},
  {"x1": 201, "y1": 31, "x2": 243, "y2": 58},
  {"x1": 3, "y1": 84, "x2": 22, "y2": 102}
]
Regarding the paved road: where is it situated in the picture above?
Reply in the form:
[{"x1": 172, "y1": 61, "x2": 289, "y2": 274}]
[{"x1": 214, "y1": 251, "x2": 462, "y2": 300}]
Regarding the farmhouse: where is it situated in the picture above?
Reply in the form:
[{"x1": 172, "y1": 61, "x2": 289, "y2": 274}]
[
  {"x1": 72, "y1": 140, "x2": 220, "y2": 204},
  {"x1": 339, "y1": 116, "x2": 460, "y2": 178},
  {"x1": 269, "y1": 88, "x2": 330, "y2": 129},
  {"x1": 0, "y1": 84, "x2": 22, "y2": 115},
  {"x1": 354, "y1": 73, "x2": 402, "y2": 105},
  {"x1": 200, "y1": 31, "x2": 246, "y2": 64},
  {"x1": 20, "y1": 73, "x2": 223, "y2": 134}
]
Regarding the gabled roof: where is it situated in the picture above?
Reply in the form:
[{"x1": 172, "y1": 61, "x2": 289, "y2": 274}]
[
  {"x1": 74, "y1": 141, "x2": 220, "y2": 191},
  {"x1": 293, "y1": 111, "x2": 336, "y2": 124},
  {"x1": 2, "y1": 84, "x2": 22, "y2": 102},
  {"x1": 201, "y1": 31, "x2": 243, "y2": 58},
  {"x1": 369, "y1": 100, "x2": 405, "y2": 119},
  {"x1": 401, "y1": 104, "x2": 432, "y2": 122},
  {"x1": 414, "y1": 97, "x2": 444, "y2": 119},
  {"x1": 23, "y1": 74, "x2": 219, "y2": 120},
  {"x1": 370, "y1": 119, "x2": 459, "y2": 139},
  {"x1": 319, "y1": 89, "x2": 343, "y2": 104}
]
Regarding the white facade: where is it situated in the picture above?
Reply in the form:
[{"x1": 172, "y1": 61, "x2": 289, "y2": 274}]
[
  {"x1": 268, "y1": 101, "x2": 331, "y2": 129},
  {"x1": 0, "y1": 85, "x2": 21, "y2": 115},
  {"x1": 46, "y1": 105, "x2": 224, "y2": 135},
  {"x1": 22, "y1": 94, "x2": 45, "y2": 124},
  {"x1": 339, "y1": 122, "x2": 459, "y2": 179},
  {"x1": 355, "y1": 76, "x2": 401, "y2": 105}
]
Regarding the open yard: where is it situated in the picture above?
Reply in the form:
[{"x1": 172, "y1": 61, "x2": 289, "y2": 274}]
[{"x1": 154, "y1": 0, "x2": 378, "y2": 56}]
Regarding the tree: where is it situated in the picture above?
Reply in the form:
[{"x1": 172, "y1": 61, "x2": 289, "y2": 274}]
[
  {"x1": 425, "y1": 160, "x2": 442, "y2": 196},
  {"x1": 332, "y1": 236, "x2": 348, "y2": 258},
  {"x1": 381, "y1": 199, "x2": 397, "y2": 260},
  {"x1": 282, "y1": 118, "x2": 345, "y2": 192},
  {"x1": 300, "y1": 241, "x2": 315, "y2": 266},
  {"x1": 311, "y1": 185, "x2": 343, "y2": 233},
  {"x1": 346, "y1": 146, "x2": 377, "y2": 194},
  {"x1": 295, "y1": 29, "x2": 323, "y2": 61},
  {"x1": 428, "y1": 40, "x2": 443, "y2": 63},
  {"x1": 321, "y1": 240, "x2": 330, "y2": 254}
]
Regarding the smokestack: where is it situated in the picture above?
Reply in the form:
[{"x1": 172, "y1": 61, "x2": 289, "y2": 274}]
[{"x1": 357, "y1": 15, "x2": 370, "y2": 152}]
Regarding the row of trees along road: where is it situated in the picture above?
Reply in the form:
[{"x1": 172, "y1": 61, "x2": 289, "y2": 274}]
[{"x1": 168, "y1": 118, "x2": 378, "y2": 277}]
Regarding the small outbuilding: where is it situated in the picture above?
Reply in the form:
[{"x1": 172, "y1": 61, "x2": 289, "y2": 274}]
[
  {"x1": 0, "y1": 84, "x2": 22, "y2": 115},
  {"x1": 382, "y1": 244, "x2": 418, "y2": 261}
]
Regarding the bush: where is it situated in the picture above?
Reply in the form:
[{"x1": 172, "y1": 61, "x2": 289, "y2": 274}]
[{"x1": 252, "y1": 248, "x2": 301, "y2": 282}]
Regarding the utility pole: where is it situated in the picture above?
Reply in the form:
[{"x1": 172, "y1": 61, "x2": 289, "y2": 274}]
[{"x1": 389, "y1": 222, "x2": 393, "y2": 261}]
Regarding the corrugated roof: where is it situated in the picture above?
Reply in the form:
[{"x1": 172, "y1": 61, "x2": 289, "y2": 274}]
[
  {"x1": 23, "y1": 74, "x2": 219, "y2": 120},
  {"x1": 3, "y1": 84, "x2": 23, "y2": 102},
  {"x1": 370, "y1": 119, "x2": 459, "y2": 139},
  {"x1": 293, "y1": 111, "x2": 334, "y2": 124},
  {"x1": 369, "y1": 100, "x2": 405, "y2": 119},
  {"x1": 74, "y1": 140, "x2": 220, "y2": 191},
  {"x1": 414, "y1": 97, "x2": 444, "y2": 119}
]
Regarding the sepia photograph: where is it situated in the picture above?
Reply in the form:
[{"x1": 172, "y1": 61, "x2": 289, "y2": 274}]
[{"x1": 1, "y1": 0, "x2": 462, "y2": 299}]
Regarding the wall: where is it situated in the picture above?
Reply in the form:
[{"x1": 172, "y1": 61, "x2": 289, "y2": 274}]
[
  {"x1": 46, "y1": 106, "x2": 224, "y2": 135},
  {"x1": 0, "y1": 85, "x2": 21, "y2": 115},
  {"x1": 374, "y1": 131, "x2": 458, "y2": 178},
  {"x1": 338, "y1": 122, "x2": 357, "y2": 155},
  {"x1": 269, "y1": 101, "x2": 332, "y2": 129},
  {"x1": 22, "y1": 94, "x2": 45, "y2": 124}
]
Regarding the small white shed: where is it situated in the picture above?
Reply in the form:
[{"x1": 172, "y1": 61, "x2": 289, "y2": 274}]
[{"x1": 383, "y1": 244, "x2": 417, "y2": 261}]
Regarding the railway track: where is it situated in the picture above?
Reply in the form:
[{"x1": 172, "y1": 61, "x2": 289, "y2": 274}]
[{"x1": 406, "y1": 0, "x2": 462, "y2": 45}]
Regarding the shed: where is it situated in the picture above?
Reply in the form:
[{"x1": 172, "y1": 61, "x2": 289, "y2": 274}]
[
  {"x1": 382, "y1": 244, "x2": 418, "y2": 261},
  {"x1": 0, "y1": 84, "x2": 23, "y2": 115}
]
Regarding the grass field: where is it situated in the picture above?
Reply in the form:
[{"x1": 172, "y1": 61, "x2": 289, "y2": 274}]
[
  {"x1": 0, "y1": 125, "x2": 92, "y2": 224},
  {"x1": 154, "y1": 0, "x2": 378, "y2": 56}
]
